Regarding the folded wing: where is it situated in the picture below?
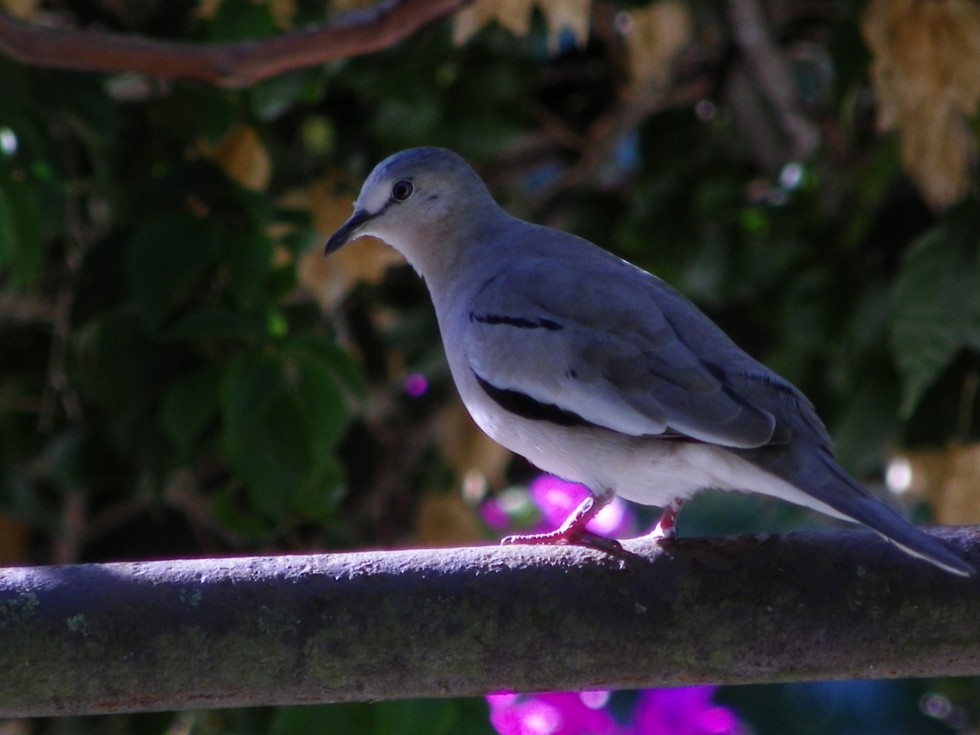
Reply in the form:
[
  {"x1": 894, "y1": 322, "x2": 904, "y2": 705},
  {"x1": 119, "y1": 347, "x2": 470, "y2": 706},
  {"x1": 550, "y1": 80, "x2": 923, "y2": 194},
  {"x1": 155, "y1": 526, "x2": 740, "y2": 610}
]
[{"x1": 464, "y1": 260, "x2": 783, "y2": 449}]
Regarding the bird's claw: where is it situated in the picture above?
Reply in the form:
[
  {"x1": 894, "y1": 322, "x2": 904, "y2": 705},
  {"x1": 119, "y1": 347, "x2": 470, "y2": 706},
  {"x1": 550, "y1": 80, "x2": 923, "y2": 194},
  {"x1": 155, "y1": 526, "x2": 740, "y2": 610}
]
[
  {"x1": 645, "y1": 500, "x2": 681, "y2": 543},
  {"x1": 499, "y1": 493, "x2": 639, "y2": 560},
  {"x1": 501, "y1": 528, "x2": 632, "y2": 560}
]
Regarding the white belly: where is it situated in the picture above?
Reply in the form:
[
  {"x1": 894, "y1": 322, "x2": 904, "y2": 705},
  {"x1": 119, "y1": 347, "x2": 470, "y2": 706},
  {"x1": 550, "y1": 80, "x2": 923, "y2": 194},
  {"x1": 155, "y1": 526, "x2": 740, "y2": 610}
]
[{"x1": 469, "y1": 397, "x2": 849, "y2": 522}]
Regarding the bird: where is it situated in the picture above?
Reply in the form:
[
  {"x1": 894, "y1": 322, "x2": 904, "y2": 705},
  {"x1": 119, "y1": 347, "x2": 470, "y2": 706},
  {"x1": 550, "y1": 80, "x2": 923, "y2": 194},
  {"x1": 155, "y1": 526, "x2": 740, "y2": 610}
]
[{"x1": 324, "y1": 146, "x2": 973, "y2": 576}]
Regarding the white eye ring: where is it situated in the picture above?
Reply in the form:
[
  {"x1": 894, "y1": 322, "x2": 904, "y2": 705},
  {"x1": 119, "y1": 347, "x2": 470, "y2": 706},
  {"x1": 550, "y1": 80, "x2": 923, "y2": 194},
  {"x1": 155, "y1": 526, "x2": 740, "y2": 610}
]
[{"x1": 391, "y1": 180, "x2": 414, "y2": 202}]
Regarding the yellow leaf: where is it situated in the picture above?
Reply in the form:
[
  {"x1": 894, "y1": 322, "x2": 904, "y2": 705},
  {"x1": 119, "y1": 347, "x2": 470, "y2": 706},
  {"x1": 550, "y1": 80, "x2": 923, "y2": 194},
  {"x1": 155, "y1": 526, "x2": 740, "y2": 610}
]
[
  {"x1": 199, "y1": 125, "x2": 272, "y2": 192},
  {"x1": 294, "y1": 176, "x2": 404, "y2": 312},
  {"x1": 196, "y1": 0, "x2": 296, "y2": 27},
  {"x1": 412, "y1": 492, "x2": 487, "y2": 547},
  {"x1": 437, "y1": 402, "x2": 511, "y2": 489},
  {"x1": 298, "y1": 239, "x2": 404, "y2": 313},
  {"x1": 0, "y1": 515, "x2": 29, "y2": 565},
  {"x1": 269, "y1": 0, "x2": 297, "y2": 30},
  {"x1": 0, "y1": 0, "x2": 42, "y2": 20},
  {"x1": 454, "y1": 0, "x2": 591, "y2": 51},
  {"x1": 892, "y1": 443, "x2": 980, "y2": 524},
  {"x1": 862, "y1": 0, "x2": 980, "y2": 208},
  {"x1": 405, "y1": 402, "x2": 514, "y2": 546},
  {"x1": 538, "y1": 0, "x2": 591, "y2": 51},
  {"x1": 194, "y1": 0, "x2": 222, "y2": 20},
  {"x1": 623, "y1": 1, "x2": 693, "y2": 89},
  {"x1": 451, "y1": 6, "x2": 485, "y2": 46},
  {"x1": 328, "y1": 0, "x2": 375, "y2": 11},
  {"x1": 453, "y1": 0, "x2": 533, "y2": 45}
]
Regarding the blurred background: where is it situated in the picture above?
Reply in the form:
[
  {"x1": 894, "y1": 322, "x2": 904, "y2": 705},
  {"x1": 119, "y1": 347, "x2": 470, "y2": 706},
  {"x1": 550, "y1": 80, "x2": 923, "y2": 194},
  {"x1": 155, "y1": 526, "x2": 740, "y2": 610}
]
[{"x1": 1, "y1": 0, "x2": 980, "y2": 732}]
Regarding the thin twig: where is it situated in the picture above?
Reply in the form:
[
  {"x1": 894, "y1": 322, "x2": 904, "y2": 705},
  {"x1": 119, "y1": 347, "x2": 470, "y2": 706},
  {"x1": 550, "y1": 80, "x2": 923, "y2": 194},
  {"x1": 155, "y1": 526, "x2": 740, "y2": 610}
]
[{"x1": 726, "y1": 0, "x2": 820, "y2": 161}]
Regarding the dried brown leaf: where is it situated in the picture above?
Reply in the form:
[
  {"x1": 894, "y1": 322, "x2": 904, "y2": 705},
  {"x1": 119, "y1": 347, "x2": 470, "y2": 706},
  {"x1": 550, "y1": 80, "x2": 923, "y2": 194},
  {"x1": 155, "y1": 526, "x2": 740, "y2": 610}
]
[
  {"x1": 537, "y1": 0, "x2": 591, "y2": 51},
  {"x1": 437, "y1": 402, "x2": 511, "y2": 489},
  {"x1": 196, "y1": 0, "x2": 297, "y2": 28},
  {"x1": 0, "y1": 0, "x2": 42, "y2": 20},
  {"x1": 294, "y1": 177, "x2": 404, "y2": 312},
  {"x1": 862, "y1": 0, "x2": 980, "y2": 207},
  {"x1": 623, "y1": 1, "x2": 693, "y2": 89},
  {"x1": 897, "y1": 443, "x2": 980, "y2": 524},
  {"x1": 412, "y1": 492, "x2": 487, "y2": 546},
  {"x1": 328, "y1": 0, "x2": 376, "y2": 10},
  {"x1": 268, "y1": 0, "x2": 297, "y2": 29},
  {"x1": 194, "y1": 0, "x2": 223, "y2": 20},
  {"x1": 453, "y1": 0, "x2": 591, "y2": 51},
  {"x1": 0, "y1": 515, "x2": 29, "y2": 565},
  {"x1": 198, "y1": 125, "x2": 272, "y2": 192}
]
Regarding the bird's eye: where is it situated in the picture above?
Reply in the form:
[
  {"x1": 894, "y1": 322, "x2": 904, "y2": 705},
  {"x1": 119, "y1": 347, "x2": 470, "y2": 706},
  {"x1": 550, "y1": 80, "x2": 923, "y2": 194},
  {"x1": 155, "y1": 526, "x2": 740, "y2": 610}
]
[{"x1": 391, "y1": 179, "x2": 414, "y2": 202}]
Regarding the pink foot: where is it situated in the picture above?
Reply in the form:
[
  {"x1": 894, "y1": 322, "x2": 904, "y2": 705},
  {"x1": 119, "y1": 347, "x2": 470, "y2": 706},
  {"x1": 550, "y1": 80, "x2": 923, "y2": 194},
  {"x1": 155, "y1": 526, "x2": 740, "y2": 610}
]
[
  {"x1": 647, "y1": 498, "x2": 684, "y2": 541},
  {"x1": 501, "y1": 495, "x2": 625, "y2": 555}
]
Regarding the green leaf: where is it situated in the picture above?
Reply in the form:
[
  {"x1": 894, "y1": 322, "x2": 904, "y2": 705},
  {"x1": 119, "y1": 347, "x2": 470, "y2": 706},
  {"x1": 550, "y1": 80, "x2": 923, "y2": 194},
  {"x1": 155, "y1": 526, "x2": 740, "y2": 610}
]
[
  {"x1": 206, "y1": 1, "x2": 277, "y2": 41},
  {"x1": 80, "y1": 309, "x2": 164, "y2": 452},
  {"x1": 270, "y1": 700, "x2": 495, "y2": 735},
  {"x1": 250, "y1": 69, "x2": 319, "y2": 122},
  {"x1": 0, "y1": 173, "x2": 45, "y2": 289},
  {"x1": 0, "y1": 185, "x2": 17, "y2": 274},
  {"x1": 286, "y1": 349, "x2": 350, "y2": 519},
  {"x1": 291, "y1": 352, "x2": 348, "y2": 452},
  {"x1": 220, "y1": 352, "x2": 299, "y2": 519},
  {"x1": 271, "y1": 704, "x2": 372, "y2": 735},
  {"x1": 225, "y1": 232, "x2": 273, "y2": 310},
  {"x1": 84, "y1": 310, "x2": 147, "y2": 405},
  {"x1": 182, "y1": 87, "x2": 240, "y2": 144},
  {"x1": 159, "y1": 366, "x2": 222, "y2": 458},
  {"x1": 890, "y1": 210, "x2": 980, "y2": 417},
  {"x1": 830, "y1": 375, "x2": 901, "y2": 476},
  {"x1": 209, "y1": 486, "x2": 274, "y2": 541},
  {"x1": 125, "y1": 213, "x2": 224, "y2": 328},
  {"x1": 218, "y1": 346, "x2": 351, "y2": 521},
  {"x1": 290, "y1": 455, "x2": 344, "y2": 522},
  {"x1": 162, "y1": 308, "x2": 267, "y2": 343},
  {"x1": 285, "y1": 334, "x2": 366, "y2": 398},
  {"x1": 219, "y1": 351, "x2": 315, "y2": 520},
  {"x1": 221, "y1": 352, "x2": 281, "y2": 431}
]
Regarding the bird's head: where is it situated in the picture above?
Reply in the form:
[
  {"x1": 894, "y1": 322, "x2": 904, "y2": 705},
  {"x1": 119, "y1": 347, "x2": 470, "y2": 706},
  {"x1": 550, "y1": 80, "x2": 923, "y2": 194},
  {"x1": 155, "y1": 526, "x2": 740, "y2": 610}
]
[{"x1": 324, "y1": 147, "x2": 500, "y2": 277}]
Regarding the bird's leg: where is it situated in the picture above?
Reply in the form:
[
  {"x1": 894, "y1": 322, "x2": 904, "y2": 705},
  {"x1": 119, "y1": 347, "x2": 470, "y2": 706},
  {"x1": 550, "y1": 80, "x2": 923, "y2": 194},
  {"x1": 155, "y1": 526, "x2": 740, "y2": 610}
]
[
  {"x1": 501, "y1": 494, "x2": 624, "y2": 555},
  {"x1": 647, "y1": 497, "x2": 684, "y2": 541}
]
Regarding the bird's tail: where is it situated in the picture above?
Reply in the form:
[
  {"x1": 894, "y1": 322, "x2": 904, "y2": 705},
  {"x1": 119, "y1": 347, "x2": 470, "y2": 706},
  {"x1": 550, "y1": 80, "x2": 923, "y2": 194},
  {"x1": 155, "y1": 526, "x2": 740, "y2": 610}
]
[{"x1": 751, "y1": 443, "x2": 974, "y2": 577}]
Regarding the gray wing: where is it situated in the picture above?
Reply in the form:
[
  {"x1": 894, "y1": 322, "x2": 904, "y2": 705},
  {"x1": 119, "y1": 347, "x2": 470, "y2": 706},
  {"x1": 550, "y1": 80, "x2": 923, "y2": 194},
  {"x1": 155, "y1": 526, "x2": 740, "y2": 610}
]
[{"x1": 463, "y1": 257, "x2": 786, "y2": 449}]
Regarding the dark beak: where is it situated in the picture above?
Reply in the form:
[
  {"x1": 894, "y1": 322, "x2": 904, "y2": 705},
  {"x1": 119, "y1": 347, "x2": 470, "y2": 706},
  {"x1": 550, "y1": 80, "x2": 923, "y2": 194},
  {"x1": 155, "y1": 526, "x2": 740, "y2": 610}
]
[{"x1": 324, "y1": 209, "x2": 373, "y2": 256}]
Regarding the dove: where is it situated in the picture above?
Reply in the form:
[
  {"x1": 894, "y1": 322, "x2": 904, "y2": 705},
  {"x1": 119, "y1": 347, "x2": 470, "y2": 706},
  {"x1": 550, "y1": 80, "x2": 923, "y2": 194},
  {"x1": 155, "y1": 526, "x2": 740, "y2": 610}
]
[{"x1": 325, "y1": 146, "x2": 972, "y2": 576}]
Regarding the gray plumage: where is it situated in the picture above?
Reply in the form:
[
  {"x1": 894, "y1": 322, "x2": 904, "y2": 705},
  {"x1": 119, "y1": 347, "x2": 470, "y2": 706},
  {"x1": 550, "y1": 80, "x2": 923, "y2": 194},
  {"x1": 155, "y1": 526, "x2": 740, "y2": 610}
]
[{"x1": 326, "y1": 146, "x2": 972, "y2": 576}]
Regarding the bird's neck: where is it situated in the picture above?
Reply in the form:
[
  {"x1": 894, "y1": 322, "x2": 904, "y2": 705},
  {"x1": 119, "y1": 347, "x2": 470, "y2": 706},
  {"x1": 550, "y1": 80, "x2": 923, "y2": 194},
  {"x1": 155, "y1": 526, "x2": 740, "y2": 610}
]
[{"x1": 404, "y1": 205, "x2": 515, "y2": 293}]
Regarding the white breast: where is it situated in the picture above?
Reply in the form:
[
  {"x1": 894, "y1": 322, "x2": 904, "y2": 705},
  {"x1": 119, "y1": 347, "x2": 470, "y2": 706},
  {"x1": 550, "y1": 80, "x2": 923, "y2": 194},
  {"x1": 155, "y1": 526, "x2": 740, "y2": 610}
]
[{"x1": 457, "y1": 361, "x2": 848, "y2": 521}]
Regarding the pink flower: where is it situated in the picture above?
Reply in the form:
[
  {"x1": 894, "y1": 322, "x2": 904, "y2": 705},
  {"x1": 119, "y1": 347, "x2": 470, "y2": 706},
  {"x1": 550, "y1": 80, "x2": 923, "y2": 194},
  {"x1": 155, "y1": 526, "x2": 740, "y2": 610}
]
[
  {"x1": 403, "y1": 373, "x2": 428, "y2": 398},
  {"x1": 480, "y1": 496, "x2": 512, "y2": 531},
  {"x1": 529, "y1": 476, "x2": 633, "y2": 538},
  {"x1": 487, "y1": 692, "x2": 618, "y2": 735},
  {"x1": 479, "y1": 474, "x2": 635, "y2": 538},
  {"x1": 486, "y1": 687, "x2": 742, "y2": 735},
  {"x1": 632, "y1": 688, "x2": 742, "y2": 735}
]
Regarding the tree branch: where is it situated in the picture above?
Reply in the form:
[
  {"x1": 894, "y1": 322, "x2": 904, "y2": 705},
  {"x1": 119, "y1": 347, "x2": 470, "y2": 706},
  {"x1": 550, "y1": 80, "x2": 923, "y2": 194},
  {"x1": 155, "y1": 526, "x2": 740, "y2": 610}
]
[
  {"x1": 0, "y1": 0, "x2": 469, "y2": 88},
  {"x1": 1, "y1": 527, "x2": 979, "y2": 717}
]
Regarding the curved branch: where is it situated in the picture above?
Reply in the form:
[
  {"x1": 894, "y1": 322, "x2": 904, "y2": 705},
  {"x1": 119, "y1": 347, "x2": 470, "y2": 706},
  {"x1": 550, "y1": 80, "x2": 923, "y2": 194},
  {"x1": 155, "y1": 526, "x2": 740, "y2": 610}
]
[
  {"x1": 1, "y1": 527, "x2": 979, "y2": 717},
  {"x1": 0, "y1": 0, "x2": 469, "y2": 88}
]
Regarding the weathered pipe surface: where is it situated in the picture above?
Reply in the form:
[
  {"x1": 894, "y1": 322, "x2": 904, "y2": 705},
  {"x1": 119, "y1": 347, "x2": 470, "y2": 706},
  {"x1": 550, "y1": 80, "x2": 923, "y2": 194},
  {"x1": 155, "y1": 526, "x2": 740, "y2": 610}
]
[{"x1": 1, "y1": 528, "x2": 979, "y2": 717}]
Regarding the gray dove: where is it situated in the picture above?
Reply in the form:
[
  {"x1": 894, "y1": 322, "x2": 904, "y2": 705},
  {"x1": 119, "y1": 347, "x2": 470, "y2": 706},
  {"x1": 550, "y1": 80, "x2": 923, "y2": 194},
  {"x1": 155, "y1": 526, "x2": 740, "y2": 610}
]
[{"x1": 325, "y1": 146, "x2": 972, "y2": 576}]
